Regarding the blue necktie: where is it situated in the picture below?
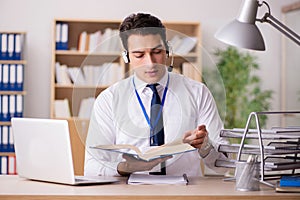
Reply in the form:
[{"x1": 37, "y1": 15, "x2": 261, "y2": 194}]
[
  {"x1": 147, "y1": 83, "x2": 166, "y2": 175},
  {"x1": 147, "y1": 83, "x2": 164, "y2": 146}
]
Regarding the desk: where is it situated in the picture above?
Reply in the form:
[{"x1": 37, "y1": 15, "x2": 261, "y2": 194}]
[{"x1": 0, "y1": 175, "x2": 299, "y2": 200}]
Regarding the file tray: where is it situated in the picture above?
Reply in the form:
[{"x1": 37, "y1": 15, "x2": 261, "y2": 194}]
[{"x1": 216, "y1": 111, "x2": 300, "y2": 188}]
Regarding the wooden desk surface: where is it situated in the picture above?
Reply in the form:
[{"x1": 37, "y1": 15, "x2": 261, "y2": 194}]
[{"x1": 0, "y1": 175, "x2": 299, "y2": 200}]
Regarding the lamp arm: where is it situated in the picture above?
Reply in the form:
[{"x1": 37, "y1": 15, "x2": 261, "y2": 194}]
[
  {"x1": 267, "y1": 14, "x2": 300, "y2": 42},
  {"x1": 257, "y1": 1, "x2": 300, "y2": 46}
]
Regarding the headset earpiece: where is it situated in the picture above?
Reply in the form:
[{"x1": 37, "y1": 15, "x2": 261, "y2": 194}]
[{"x1": 122, "y1": 51, "x2": 130, "y2": 63}]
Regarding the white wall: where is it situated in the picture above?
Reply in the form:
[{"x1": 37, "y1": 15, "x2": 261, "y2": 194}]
[{"x1": 0, "y1": 0, "x2": 298, "y2": 126}]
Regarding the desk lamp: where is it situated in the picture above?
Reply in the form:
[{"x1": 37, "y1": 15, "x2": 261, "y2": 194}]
[{"x1": 215, "y1": 0, "x2": 300, "y2": 50}]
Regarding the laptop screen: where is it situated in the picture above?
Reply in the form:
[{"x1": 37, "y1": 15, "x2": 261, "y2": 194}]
[{"x1": 12, "y1": 118, "x2": 77, "y2": 184}]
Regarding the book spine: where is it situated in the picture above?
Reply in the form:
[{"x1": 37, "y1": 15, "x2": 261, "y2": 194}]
[{"x1": 280, "y1": 176, "x2": 300, "y2": 187}]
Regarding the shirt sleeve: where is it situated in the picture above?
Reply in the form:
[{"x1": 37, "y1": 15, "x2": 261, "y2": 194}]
[
  {"x1": 84, "y1": 89, "x2": 122, "y2": 176},
  {"x1": 196, "y1": 84, "x2": 229, "y2": 173}
]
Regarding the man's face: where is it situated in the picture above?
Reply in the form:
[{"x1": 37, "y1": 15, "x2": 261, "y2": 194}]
[{"x1": 127, "y1": 34, "x2": 167, "y2": 84}]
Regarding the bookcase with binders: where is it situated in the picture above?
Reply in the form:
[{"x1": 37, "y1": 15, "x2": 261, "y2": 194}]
[
  {"x1": 51, "y1": 19, "x2": 201, "y2": 175},
  {"x1": 0, "y1": 32, "x2": 25, "y2": 175}
]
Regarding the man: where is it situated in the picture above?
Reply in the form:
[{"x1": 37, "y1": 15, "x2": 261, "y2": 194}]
[{"x1": 84, "y1": 13, "x2": 227, "y2": 176}]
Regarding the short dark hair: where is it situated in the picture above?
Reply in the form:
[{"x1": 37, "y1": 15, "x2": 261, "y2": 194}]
[{"x1": 119, "y1": 13, "x2": 168, "y2": 51}]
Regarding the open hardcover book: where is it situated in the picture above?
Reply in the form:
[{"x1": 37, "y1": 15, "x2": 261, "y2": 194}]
[{"x1": 90, "y1": 140, "x2": 196, "y2": 161}]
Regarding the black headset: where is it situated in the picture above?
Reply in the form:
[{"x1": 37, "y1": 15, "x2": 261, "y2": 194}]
[{"x1": 122, "y1": 42, "x2": 174, "y2": 72}]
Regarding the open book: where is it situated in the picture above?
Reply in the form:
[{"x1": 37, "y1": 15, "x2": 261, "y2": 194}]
[{"x1": 90, "y1": 140, "x2": 196, "y2": 161}]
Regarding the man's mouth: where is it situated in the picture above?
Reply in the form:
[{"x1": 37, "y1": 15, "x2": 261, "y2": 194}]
[{"x1": 146, "y1": 70, "x2": 158, "y2": 76}]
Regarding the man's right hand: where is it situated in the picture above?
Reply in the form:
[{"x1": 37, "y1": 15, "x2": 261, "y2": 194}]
[{"x1": 117, "y1": 154, "x2": 172, "y2": 176}]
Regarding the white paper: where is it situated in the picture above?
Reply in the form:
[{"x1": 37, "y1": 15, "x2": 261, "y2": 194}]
[{"x1": 127, "y1": 173, "x2": 188, "y2": 185}]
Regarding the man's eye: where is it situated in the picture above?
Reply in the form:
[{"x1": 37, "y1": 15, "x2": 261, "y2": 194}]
[
  {"x1": 133, "y1": 53, "x2": 144, "y2": 58},
  {"x1": 152, "y1": 49, "x2": 162, "y2": 54}
]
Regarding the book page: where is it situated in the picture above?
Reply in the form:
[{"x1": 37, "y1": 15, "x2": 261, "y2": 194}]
[
  {"x1": 93, "y1": 144, "x2": 143, "y2": 155},
  {"x1": 140, "y1": 142, "x2": 196, "y2": 161},
  {"x1": 91, "y1": 139, "x2": 196, "y2": 161}
]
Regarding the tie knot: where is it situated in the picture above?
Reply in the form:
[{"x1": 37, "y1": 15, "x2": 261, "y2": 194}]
[{"x1": 147, "y1": 83, "x2": 159, "y2": 92}]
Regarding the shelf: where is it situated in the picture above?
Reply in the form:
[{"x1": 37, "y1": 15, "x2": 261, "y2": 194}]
[
  {"x1": 56, "y1": 50, "x2": 120, "y2": 56},
  {"x1": 174, "y1": 53, "x2": 198, "y2": 57},
  {"x1": 55, "y1": 85, "x2": 105, "y2": 97},
  {"x1": 0, "y1": 121, "x2": 11, "y2": 126},
  {"x1": 54, "y1": 116, "x2": 91, "y2": 122},
  {"x1": 0, "y1": 152, "x2": 15, "y2": 156},
  {"x1": 0, "y1": 31, "x2": 26, "y2": 34},
  {"x1": 55, "y1": 84, "x2": 108, "y2": 89},
  {"x1": 0, "y1": 60, "x2": 27, "y2": 65},
  {"x1": 0, "y1": 91, "x2": 26, "y2": 95},
  {"x1": 55, "y1": 53, "x2": 121, "y2": 66}
]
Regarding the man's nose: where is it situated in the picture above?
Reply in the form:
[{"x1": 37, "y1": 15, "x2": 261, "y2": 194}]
[{"x1": 144, "y1": 53, "x2": 155, "y2": 65}]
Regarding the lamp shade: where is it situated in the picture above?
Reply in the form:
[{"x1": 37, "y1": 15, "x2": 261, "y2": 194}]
[
  {"x1": 215, "y1": 19, "x2": 266, "y2": 51},
  {"x1": 215, "y1": 0, "x2": 266, "y2": 51}
]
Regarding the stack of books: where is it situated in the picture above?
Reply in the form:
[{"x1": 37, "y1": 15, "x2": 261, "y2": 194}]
[
  {"x1": 169, "y1": 35, "x2": 197, "y2": 55},
  {"x1": 77, "y1": 28, "x2": 121, "y2": 53},
  {"x1": 55, "y1": 62, "x2": 123, "y2": 86}
]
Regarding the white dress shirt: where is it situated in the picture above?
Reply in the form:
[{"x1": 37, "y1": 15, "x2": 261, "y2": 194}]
[{"x1": 84, "y1": 71, "x2": 228, "y2": 176}]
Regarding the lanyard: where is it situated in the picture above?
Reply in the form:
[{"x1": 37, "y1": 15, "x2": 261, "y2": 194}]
[{"x1": 132, "y1": 74, "x2": 169, "y2": 131}]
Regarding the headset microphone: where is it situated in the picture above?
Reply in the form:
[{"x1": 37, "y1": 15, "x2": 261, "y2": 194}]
[{"x1": 167, "y1": 53, "x2": 174, "y2": 72}]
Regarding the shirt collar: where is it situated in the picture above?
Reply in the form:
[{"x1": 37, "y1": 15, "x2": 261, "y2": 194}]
[{"x1": 133, "y1": 71, "x2": 169, "y2": 92}]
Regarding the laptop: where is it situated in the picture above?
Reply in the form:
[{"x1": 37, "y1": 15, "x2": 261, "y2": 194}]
[{"x1": 11, "y1": 117, "x2": 119, "y2": 185}]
